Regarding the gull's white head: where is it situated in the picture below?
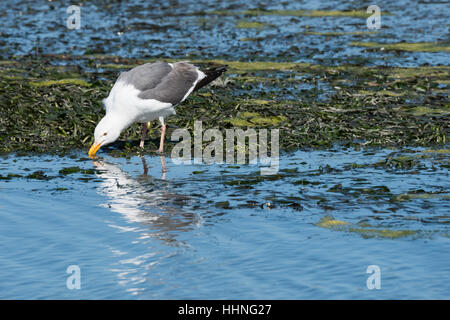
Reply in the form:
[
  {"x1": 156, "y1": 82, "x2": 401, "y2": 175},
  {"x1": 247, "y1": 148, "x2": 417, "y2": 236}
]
[{"x1": 88, "y1": 115, "x2": 124, "y2": 158}]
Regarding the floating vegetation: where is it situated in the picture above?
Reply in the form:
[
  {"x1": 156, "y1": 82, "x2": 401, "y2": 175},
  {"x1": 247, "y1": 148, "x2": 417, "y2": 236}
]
[
  {"x1": 201, "y1": 59, "x2": 301, "y2": 71},
  {"x1": 343, "y1": 148, "x2": 449, "y2": 172},
  {"x1": 97, "y1": 64, "x2": 138, "y2": 70},
  {"x1": 357, "y1": 90, "x2": 405, "y2": 97},
  {"x1": 215, "y1": 201, "x2": 232, "y2": 209},
  {"x1": 247, "y1": 115, "x2": 286, "y2": 126},
  {"x1": 392, "y1": 192, "x2": 450, "y2": 202},
  {"x1": 235, "y1": 21, "x2": 268, "y2": 29},
  {"x1": 316, "y1": 216, "x2": 418, "y2": 239},
  {"x1": 327, "y1": 184, "x2": 391, "y2": 197},
  {"x1": 210, "y1": 9, "x2": 386, "y2": 18},
  {"x1": 316, "y1": 216, "x2": 349, "y2": 228},
  {"x1": 192, "y1": 170, "x2": 207, "y2": 174},
  {"x1": 0, "y1": 173, "x2": 22, "y2": 180},
  {"x1": 26, "y1": 170, "x2": 50, "y2": 180},
  {"x1": 225, "y1": 113, "x2": 286, "y2": 127},
  {"x1": 239, "y1": 37, "x2": 262, "y2": 42},
  {"x1": 350, "y1": 41, "x2": 450, "y2": 52},
  {"x1": 59, "y1": 166, "x2": 97, "y2": 175},
  {"x1": 238, "y1": 111, "x2": 261, "y2": 118},
  {"x1": 406, "y1": 106, "x2": 450, "y2": 116},
  {"x1": 423, "y1": 149, "x2": 450, "y2": 154},
  {"x1": 29, "y1": 79, "x2": 92, "y2": 87},
  {"x1": 348, "y1": 228, "x2": 417, "y2": 239},
  {"x1": 304, "y1": 31, "x2": 378, "y2": 36},
  {"x1": 0, "y1": 57, "x2": 448, "y2": 154}
]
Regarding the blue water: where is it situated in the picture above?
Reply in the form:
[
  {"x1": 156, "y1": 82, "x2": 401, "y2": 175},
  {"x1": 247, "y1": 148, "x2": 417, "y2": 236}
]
[
  {"x1": 1, "y1": 148, "x2": 449, "y2": 299},
  {"x1": 1, "y1": 0, "x2": 449, "y2": 66},
  {"x1": 0, "y1": 0, "x2": 449, "y2": 300}
]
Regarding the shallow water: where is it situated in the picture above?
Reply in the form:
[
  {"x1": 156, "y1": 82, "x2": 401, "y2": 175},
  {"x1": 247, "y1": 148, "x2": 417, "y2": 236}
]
[
  {"x1": 1, "y1": 148, "x2": 449, "y2": 299},
  {"x1": 0, "y1": 0, "x2": 449, "y2": 300},
  {"x1": 1, "y1": 0, "x2": 449, "y2": 66}
]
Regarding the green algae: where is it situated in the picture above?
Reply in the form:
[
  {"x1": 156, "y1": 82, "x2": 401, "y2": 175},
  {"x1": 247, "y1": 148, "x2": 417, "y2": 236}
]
[
  {"x1": 326, "y1": 184, "x2": 392, "y2": 198},
  {"x1": 357, "y1": 90, "x2": 405, "y2": 97},
  {"x1": 238, "y1": 111, "x2": 261, "y2": 118},
  {"x1": 59, "y1": 166, "x2": 96, "y2": 175},
  {"x1": 316, "y1": 216, "x2": 418, "y2": 239},
  {"x1": 52, "y1": 187, "x2": 69, "y2": 192},
  {"x1": 31, "y1": 54, "x2": 450, "y2": 78},
  {"x1": 0, "y1": 173, "x2": 22, "y2": 180},
  {"x1": 235, "y1": 21, "x2": 268, "y2": 29},
  {"x1": 195, "y1": 59, "x2": 302, "y2": 71},
  {"x1": 292, "y1": 179, "x2": 320, "y2": 186},
  {"x1": 195, "y1": 59, "x2": 449, "y2": 86},
  {"x1": 224, "y1": 118, "x2": 255, "y2": 127},
  {"x1": 348, "y1": 228, "x2": 417, "y2": 239},
  {"x1": 59, "y1": 167, "x2": 82, "y2": 175},
  {"x1": 0, "y1": 60, "x2": 18, "y2": 65},
  {"x1": 423, "y1": 149, "x2": 450, "y2": 154},
  {"x1": 392, "y1": 192, "x2": 450, "y2": 202},
  {"x1": 29, "y1": 79, "x2": 91, "y2": 87},
  {"x1": 0, "y1": 75, "x2": 26, "y2": 81},
  {"x1": 211, "y1": 9, "x2": 386, "y2": 18},
  {"x1": 98, "y1": 64, "x2": 138, "y2": 69},
  {"x1": 316, "y1": 216, "x2": 349, "y2": 228},
  {"x1": 239, "y1": 37, "x2": 262, "y2": 42},
  {"x1": 223, "y1": 171, "x2": 294, "y2": 187},
  {"x1": 192, "y1": 170, "x2": 207, "y2": 174},
  {"x1": 0, "y1": 58, "x2": 448, "y2": 154},
  {"x1": 304, "y1": 31, "x2": 378, "y2": 36},
  {"x1": 248, "y1": 115, "x2": 286, "y2": 126},
  {"x1": 215, "y1": 201, "x2": 232, "y2": 209},
  {"x1": 386, "y1": 66, "x2": 450, "y2": 79},
  {"x1": 345, "y1": 150, "x2": 450, "y2": 172},
  {"x1": 247, "y1": 99, "x2": 271, "y2": 105},
  {"x1": 350, "y1": 41, "x2": 450, "y2": 52},
  {"x1": 225, "y1": 113, "x2": 286, "y2": 127},
  {"x1": 26, "y1": 170, "x2": 50, "y2": 180},
  {"x1": 279, "y1": 168, "x2": 298, "y2": 174},
  {"x1": 405, "y1": 106, "x2": 450, "y2": 116}
]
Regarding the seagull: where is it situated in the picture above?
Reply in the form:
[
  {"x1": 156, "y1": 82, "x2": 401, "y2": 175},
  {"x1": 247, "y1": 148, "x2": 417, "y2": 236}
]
[{"x1": 88, "y1": 61, "x2": 226, "y2": 158}]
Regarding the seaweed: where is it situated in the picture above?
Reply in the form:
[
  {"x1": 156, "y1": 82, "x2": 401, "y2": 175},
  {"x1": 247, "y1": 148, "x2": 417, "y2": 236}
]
[{"x1": 0, "y1": 57, "x2": 448, "y2": 155}]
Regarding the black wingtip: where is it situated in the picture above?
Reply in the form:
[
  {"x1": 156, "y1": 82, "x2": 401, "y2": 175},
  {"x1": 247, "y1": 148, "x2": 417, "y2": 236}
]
[{"x1": 194, "y1": 66, "x2": 228, "y2": 91}]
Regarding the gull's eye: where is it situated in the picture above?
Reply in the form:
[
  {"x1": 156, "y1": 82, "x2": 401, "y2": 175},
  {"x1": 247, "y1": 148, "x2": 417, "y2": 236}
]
[{"x1": 103, "y1": 132, "x2": 107, "y2": 136}]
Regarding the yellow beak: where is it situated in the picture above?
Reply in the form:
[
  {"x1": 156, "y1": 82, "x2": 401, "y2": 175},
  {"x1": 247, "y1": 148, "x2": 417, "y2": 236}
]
[{"x1": 88, "y1": 142, "x2": 102, "y2": 158}]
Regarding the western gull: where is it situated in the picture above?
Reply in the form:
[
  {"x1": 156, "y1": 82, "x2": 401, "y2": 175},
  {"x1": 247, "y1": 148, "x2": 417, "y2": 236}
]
[{"x1": 88, "y1": 61, "x2": 226, "y2": 158}]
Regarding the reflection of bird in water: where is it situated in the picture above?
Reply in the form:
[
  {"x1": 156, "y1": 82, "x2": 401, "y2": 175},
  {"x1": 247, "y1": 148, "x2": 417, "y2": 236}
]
[
  {"x1": 92, "y1": 156, "x2": 199, "y2": 244},
  {"x1": 92, "y1": 156, "x2": 202, "y2": 296}
]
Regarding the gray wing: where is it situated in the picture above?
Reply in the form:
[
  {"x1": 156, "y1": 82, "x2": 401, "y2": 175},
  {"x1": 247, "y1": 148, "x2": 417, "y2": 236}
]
[
  {"x1": 137, "y1": 62, "x2": 200, "y2": 105},
  {"x1": 118, "y1": 61, "x2": 172, "y2": 92}
]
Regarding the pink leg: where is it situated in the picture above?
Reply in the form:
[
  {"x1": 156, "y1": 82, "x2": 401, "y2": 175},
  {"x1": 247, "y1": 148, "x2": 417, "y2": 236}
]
[
  {"x1": 157, "y1": 117, "x2": 166, "y2": 153},
  {"x1": 160, "y1": 155, "x2": 167, "y2": 173},
  {"x1": 139, "y1": 123, "x2": 147, "y2": 149},
  {"x1": 140, "y1": 156, "x2": 148, "y2": 175}
]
